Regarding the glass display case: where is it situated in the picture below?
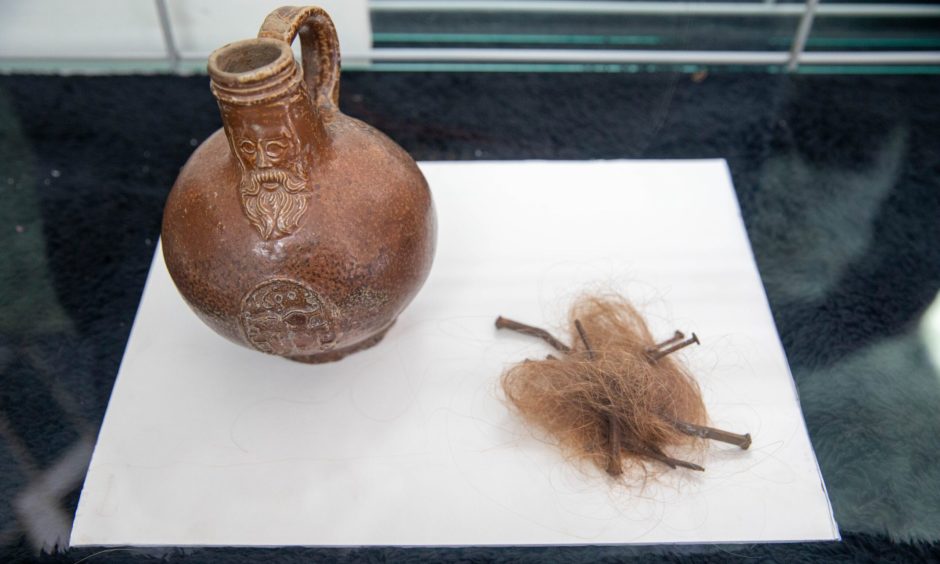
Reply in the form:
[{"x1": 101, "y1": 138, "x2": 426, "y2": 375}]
[{"x1": 1, "y1": 1, "x2": 938, "y2": 561}]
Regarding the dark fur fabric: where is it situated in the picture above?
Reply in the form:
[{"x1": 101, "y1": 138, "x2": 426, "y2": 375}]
[{"x1": 1, "y1": 71, "x2": 939, "y2": 562}]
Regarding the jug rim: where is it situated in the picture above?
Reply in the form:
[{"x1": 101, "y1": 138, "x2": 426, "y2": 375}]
[
  {"x1": 208, "y1": 38, "x2": 294, "y2": 86},
  {"x1": 208, "y1": 38, "x2": 303, "y2": 106}
]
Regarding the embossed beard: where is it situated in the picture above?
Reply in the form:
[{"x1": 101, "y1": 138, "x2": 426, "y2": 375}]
[{"x1": 239, "y1": 166, "x2": 309, "y2": 240}]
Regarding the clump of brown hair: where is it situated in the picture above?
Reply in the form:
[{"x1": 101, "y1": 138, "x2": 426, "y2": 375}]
[{"x1": 497, "y1": 294, "x2": 750, "y2": 478}]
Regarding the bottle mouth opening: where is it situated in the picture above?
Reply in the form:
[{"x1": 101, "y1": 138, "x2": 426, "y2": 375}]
[{"x1": 208, "y1": 38, "x2": 294, "y2": 85}]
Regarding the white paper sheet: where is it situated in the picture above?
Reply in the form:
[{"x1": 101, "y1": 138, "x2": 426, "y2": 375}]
[{"x1": 71, "y1": 160, "x2": 838, "y2": 547}]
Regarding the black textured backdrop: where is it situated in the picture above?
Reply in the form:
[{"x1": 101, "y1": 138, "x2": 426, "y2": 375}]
[{"x1": 0, "y1": 71, "x2": 939, "y2": 562}]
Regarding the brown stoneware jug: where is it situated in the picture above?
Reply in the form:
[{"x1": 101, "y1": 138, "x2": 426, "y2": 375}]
[{"x1": 162, "y1": 6, "x2": 436, "y2": 363}]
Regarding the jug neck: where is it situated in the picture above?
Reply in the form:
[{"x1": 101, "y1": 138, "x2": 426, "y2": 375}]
[{"x1": 208, "y1": 38, "x2": 328, "y2": 175}]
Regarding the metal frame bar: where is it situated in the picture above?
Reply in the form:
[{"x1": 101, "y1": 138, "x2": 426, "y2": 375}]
[
  {"x1": 363, "y1": 48, "x2": 791, "y2": 64},
  {"x1": 7, "y1": 49, "x2": 939, "y2": 67},
  {"x1": 153, "y1": 0, "x2": 180, "y2": 72},
  {"x1": 2, "y1": 0, "x2": 938, "y2": 73},
  {"x1": 800, "y1": 51, "x2": 940, "y2": 64},
  {"x1": 366, "y1": 48, "x2": 940, "y2": 66},
  {"x1": 788, "y1": 0, "x2": 819, "y2": 71},
  {"x1": 370, "y1": 0, "x2": 940, "y2": 17}
]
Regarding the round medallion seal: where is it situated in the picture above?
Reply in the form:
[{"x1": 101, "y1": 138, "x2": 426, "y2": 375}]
[{"x1": 239, "y1": 279, "x2": 337, "y2": 356}]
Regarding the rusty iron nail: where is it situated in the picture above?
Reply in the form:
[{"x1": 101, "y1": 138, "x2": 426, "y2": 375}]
[
  {"x1": 495, "y1": 316, "x2": 571, "y2": 353},
  {"x1": 647, "y1": 332, "x2": 700, "y2": 362}
]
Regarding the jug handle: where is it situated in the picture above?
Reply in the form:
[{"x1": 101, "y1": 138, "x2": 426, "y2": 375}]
[{"x1": 258, "y1": 6, "x2": 341, "y2": 111}]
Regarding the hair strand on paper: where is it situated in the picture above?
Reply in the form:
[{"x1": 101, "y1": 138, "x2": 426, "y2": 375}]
[{"x1": 496, "y1": 294, "x2": 751, "y2": 480}]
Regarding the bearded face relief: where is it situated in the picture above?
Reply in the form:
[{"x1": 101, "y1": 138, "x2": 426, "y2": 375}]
[{"x1": 231, "y1": 113, "x2": 310, "y2": 240}]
